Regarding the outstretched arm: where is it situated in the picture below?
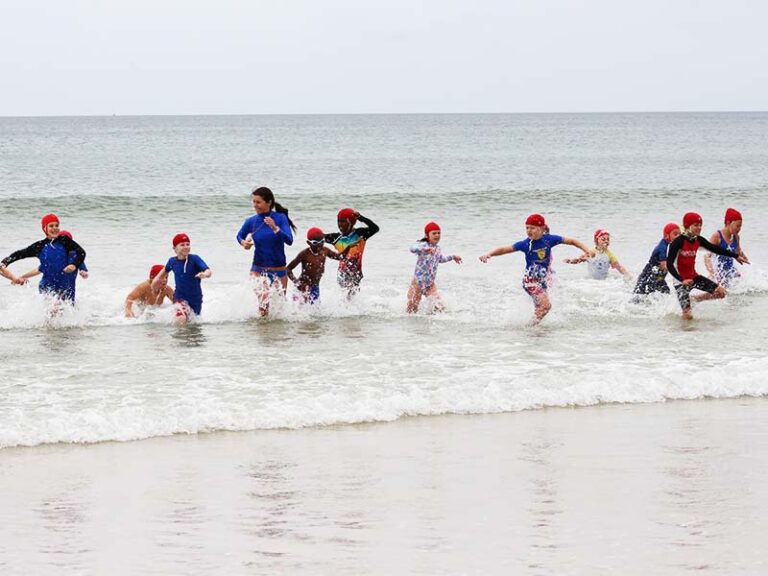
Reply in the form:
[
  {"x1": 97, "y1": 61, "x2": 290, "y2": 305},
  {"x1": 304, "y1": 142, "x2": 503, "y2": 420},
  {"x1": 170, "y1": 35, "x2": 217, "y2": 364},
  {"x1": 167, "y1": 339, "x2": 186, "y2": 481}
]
[
  {"x1": 699, "y1": 235, "x2": 749, "y2": 264},
  {"x1": 611, "y1": 260, "x2": 632, "y2": 279},
  {"x1": 324, "y1": 247, "x2": 344, "y2": 261},
  {"x1": 0, "y1": 264, "x2": 23, "y2": 284},
  {"x1": 19, "y1": 267, "x2": 41, "y2": 280},
  {"x1": 1, "y1": 240, "x2": 46, "y2": 268},
  {"x1": 479, "y1": 246, "x2": 514, "y2": 262},
  {"x1": 564, "y1": 254, "x2": 588, "y2": 265},
  {"x1": 410, "y1": 241, "x2": 433, "y2": 255},
  {"x1": 562, "y1": 237, "x2": 593, "y2": 256}
]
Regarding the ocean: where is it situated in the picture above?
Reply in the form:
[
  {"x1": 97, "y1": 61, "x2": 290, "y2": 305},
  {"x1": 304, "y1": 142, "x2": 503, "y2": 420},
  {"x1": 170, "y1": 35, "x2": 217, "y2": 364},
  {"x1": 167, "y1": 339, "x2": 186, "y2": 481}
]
[
  {"x1": 1, "y1": 112, "x2": 768, "y2": 574},
  {"x1": 1, "y1": 112, "x2": 767, "y2": 448}
]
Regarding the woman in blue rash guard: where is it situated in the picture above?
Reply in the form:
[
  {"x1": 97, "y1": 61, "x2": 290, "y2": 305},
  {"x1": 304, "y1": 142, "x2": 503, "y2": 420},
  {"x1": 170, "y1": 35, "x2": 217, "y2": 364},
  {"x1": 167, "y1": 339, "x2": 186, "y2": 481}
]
[{"x1": 236, "y1": 186, "x2": 296, "y2": 317}]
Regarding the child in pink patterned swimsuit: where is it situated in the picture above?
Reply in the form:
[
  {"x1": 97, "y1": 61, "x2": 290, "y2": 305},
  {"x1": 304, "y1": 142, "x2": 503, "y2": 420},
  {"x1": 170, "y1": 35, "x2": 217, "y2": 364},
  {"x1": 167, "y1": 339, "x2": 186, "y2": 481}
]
[{"x1": 407, "y1": 222, "x2": 462, "y2": 313}]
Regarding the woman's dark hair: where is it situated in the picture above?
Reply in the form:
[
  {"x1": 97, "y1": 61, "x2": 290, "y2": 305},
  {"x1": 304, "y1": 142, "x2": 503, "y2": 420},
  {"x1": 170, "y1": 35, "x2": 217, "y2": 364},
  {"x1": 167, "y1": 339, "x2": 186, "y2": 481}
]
[{"x1": 252, "y1": 186, "x2": 296, "y2": 231}]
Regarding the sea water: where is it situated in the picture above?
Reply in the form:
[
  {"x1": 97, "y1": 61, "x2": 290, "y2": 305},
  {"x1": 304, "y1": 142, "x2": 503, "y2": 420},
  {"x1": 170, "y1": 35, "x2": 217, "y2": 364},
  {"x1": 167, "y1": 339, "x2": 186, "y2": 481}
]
[{"x1": 1, "y1": 113, "x2": 767, "y2": 449}]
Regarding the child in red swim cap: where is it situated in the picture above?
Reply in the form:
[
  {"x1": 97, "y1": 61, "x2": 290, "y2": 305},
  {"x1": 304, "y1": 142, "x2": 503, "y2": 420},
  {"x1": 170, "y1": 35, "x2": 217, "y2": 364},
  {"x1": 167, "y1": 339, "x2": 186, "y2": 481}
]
[
  {"x1": 324, "y1": 207, "x2": 380, "y2": 298},
  {"x1": 124, "y1": 264, "x2": 175, "y2": 318},
  {"x1": 285, "y1": 227, "x2": 344, "y2": 305},
  {"x1": 667, "y1": 212, "x2": 749, "y2": 320},
  {"x1": 633, "y1": 222, "x2": 682, "y2": 297},
  {"x1": 407, "y1": 222, "x2": 462, "y2": 314},
  {"x1": 704, "y1": 207, "x2": 748, "y2": 287},
  {"x1": 0, "y1": 214, "x2": 87, "y2": 306},
  {"x1": 151, "y1": 233, "x2": 212, "y2": 324},
  {"x1": 15, "y1": 229, "x2": 90, "y2": 302},
  {"x1": 564, "y1": 229, "x2": 632, "y2": 281},
  {"x1": 479, "y1": 214, "x2": 592, "y2": 325}
]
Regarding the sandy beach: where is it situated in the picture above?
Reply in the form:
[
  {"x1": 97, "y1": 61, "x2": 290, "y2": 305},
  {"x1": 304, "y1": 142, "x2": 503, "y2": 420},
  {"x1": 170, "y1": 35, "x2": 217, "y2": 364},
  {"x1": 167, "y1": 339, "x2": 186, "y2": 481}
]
[{"x1": 1, "y1": 397, "x2": 767, "y2": 575}]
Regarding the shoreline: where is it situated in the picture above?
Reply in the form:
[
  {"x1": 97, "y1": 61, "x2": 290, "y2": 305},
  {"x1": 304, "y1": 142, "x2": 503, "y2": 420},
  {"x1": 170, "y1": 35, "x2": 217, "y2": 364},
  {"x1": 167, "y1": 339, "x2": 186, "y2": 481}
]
[{"x1": 2, "y1": 397, "x2": 766, "y2": 575}]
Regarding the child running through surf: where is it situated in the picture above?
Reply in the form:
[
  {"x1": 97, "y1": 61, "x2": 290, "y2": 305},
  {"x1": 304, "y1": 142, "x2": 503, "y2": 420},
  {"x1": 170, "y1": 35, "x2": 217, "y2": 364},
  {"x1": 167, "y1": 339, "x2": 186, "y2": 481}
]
[
  {"x1": 479, "y1": 213, "x2": 592, "y2": 325},
  {"x1": 125, "y1": 264, "x2": 175, "y2": 317},
  {"x1": 633, "y1": 222, "x2": 681, "y2": 296},
  {"x1": 704, "y1": 207, "x2": 748, "y2": 288},
  {"x1": 152, "y1": 233, "x2": 211, "y2": 324},
  {"x1": 564, "y1": 229, "x2": 632, "y2": 280},
  {"x1": 324, "y1": 208, "x2": 379, "y2": 298},
  {"x1": 407, "y1": 221, "x2": 462, "y2": 313},
  {"x1": 0, "y1": 214, "x2": 86, "y2": 305},
  {"x1": 286, "y1": 227, "x2": 344, "y2": 305},
  {"x1": 667, "y1": 212, "x2": 749, "y2": 320},
  {"x1": 16, "y1": 230, "x2": 89, "y2": 302}
]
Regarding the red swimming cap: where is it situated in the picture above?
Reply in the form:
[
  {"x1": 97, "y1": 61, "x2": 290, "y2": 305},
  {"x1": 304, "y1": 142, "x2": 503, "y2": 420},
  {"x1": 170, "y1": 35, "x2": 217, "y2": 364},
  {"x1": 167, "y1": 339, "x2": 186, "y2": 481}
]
[
  {"x1": 663, "y1": 223, "x2": 680, "y2": 238},
  {"x1": 682, "y1": 212, "x2": 702, "y2": 229},
  {"x1": 525, "y1": 214, "x2": 546, "y2": 227},
  {"x1": 337, "y1": 208, "x2": 356, "y2": 222},
  {"x1": 59, "y1": 230, "x2": 73, "y2": 239},
  {"x1": 424, "y1": 221, "x2": 441, "y2": 235},
  {"x1": 593, "y1": 229, "x2": 609, "y2": 243},
  {"x1": 149, "y1": 264, "x2": 165, "y2": 279},
  {"x1": 724, "y1": 207, "x2": 742, "y2": 224},
  {"x1": 41, "y1": 213, "x2": 59, "y2": 231},
  {"x1": 307, "y1": 227, "x2": 324, "y2": 240},
  {"x1": 172, "y1": 233, "x2": 190, "y2": 247}
]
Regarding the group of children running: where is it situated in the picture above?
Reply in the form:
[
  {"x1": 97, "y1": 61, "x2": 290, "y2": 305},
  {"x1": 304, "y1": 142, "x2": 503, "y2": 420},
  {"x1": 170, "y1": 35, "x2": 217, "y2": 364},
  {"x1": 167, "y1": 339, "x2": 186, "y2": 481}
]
[{"x1": 0, "y1": 189, "x2": 749, "y2": 325}]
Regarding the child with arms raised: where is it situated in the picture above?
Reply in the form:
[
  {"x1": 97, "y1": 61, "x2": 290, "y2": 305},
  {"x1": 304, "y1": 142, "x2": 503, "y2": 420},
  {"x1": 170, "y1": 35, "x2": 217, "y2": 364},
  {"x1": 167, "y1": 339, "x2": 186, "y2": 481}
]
[{"x1": 479, "y1": 214, "x2": 591, "y2": 325}]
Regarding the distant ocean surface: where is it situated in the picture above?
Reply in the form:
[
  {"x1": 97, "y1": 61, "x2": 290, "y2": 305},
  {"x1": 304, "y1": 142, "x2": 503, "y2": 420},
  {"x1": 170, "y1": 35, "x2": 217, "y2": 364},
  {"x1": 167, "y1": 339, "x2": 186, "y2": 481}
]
[{"x1": 1, "y1": 113, "x2": 767, "y2": 449}]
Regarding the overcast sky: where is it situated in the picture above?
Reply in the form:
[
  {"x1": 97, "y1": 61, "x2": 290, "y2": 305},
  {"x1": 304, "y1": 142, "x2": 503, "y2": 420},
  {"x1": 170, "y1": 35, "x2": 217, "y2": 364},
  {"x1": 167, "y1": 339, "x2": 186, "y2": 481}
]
[{"x1": 1, "y1": 0, "x2": 766, "y2": 116}]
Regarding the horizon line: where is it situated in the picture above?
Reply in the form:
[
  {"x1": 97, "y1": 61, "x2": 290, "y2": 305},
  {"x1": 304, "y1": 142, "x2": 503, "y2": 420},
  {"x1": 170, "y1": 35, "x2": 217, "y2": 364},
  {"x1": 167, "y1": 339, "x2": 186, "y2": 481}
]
[{"x1": 1, "y1": 109, "x2": 767, "y2": 120}]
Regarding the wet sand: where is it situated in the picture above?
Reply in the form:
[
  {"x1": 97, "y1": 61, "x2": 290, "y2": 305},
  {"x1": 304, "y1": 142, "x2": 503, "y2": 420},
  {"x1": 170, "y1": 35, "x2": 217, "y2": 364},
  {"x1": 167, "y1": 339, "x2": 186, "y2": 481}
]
[{"x1": 1, "y1": 397, "x2": 767, "y2": 575}]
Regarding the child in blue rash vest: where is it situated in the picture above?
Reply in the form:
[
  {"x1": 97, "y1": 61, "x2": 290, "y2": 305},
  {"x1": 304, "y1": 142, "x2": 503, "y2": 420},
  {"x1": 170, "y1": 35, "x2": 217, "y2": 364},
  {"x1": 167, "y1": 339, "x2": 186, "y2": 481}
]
[
  {"x1": 407, "y1": 221, "x2": 462, "y2": 314},
  {"x1": 564, "y1": 229, "x2": 632, "y2": 280},
  {"x1": 704, "y1": 207, "x2": 748, "y2": 288},
  {"x1": 633, "y1": 222, "x2": 681, "y2": 296},
  {"x1": 236, "y1": 186, "x2": 295, "y2": 316},
  {"x1": 17, "y1": 230, "x2": 89, "y2": 301},
  {"x1": 286, "y1": 227, "x2": 344, "y2": 305},
  {"x1": 0, "y1": 214, "x2": 86, "y2": 302},
  {"x1": 152, "y1": 233, "x2": 211, "y2": 324},
  {"x1": 479, "y1": 213, "x2": 592, "y2": 325}
]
